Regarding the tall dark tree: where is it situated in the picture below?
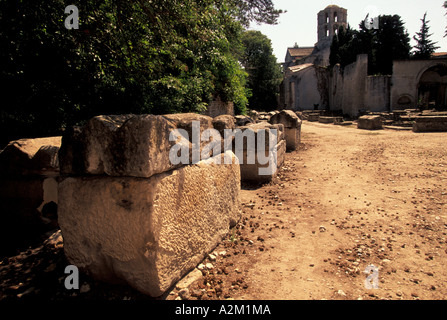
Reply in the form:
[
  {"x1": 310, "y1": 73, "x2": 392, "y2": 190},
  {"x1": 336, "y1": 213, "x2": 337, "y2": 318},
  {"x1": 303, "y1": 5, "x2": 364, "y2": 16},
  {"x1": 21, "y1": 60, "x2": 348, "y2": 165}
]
[
  {"x1": 0, "y1": 0, "x2": 284, "y2": 147},
  {"x1": 330, "y1": 25, "x2": 359, "y2": 69},
  {"x1": 412, "y1": 12, "x2": 440, "y2": 59},
  {"x1": 229, "y1": 0, "x2": 285, "y2": 27},
  {"x1": 369, "y1": 15, "x2": 411, "y2": 75},
  {"x1": 329, "y1": 31, "x2": 340, "y2": 67},
  {"x1": 240, "y1": 30, "x2": 282, "y2": 111},
  {"x1": 330, "y1": 15, "x2": 411, "y2": 75}
]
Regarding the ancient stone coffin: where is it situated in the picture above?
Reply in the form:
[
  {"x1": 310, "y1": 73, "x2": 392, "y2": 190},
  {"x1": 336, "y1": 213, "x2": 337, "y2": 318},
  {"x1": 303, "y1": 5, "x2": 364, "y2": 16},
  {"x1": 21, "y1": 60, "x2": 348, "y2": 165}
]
[
  {"x1": 58, "y1": 151, "x2": 240, "y2": 297},
  {"x1": 0, "y1": 137, "x2": 61, "y2": 176},
  {"x1": 235, "y1": 115, "x2": 255, "y2": 127},
  {"x1": 212, "y1": 115, "x2": 236, "y2": 136},
  {"x1": 318, "y1": 116, "x2": 335, "y2": 124},
  {"x1": 269, "y1": 110, "x2": 302, "y2": 151},
  {"x1": 334, "y1": 121, "x2": 353, "y2": 126},
  {"x1": 333, "y1": 117, "x2": 344, "y2": 124},
  {"x1": 234, "y1": 122, "x2": 285, "y2": 183},
  {"x1": 357, "y1": 115, "x2": 383, "y2": 130},
  {"x1": 237, "y1": 140, "x2": 286, "y2": 183},
  {"x1": 268, "y1": 110, "x2": 297, "y2": 128},
  {"x1": 0, "y1": 137, "x2": 61, "y2": 255},
  {"x1": 307, "y1": 113, "x2": 320, "y2": 122},
  {"x1": 58, "y1": 114, "x2": 242, "y2": 297},
  {"x1": 212, "y1": 115, "x2": 236, "y2": 152},
  {"x1": 413, "y1": 116, "x2": 447, "y2": 133},
  {"x1": 392, "y1": 110, "x2": 407, "y2": 122},
  {"x1": 248, "y1": 110, "x2": 259, "y2": 122},
  {"x1": 257, "y1": 112, "x2": 271, "y2": 122},
  {"x1": 59, "y1": 113, "x2": 215, "y2": 178},
  {"x1": 319, "y1": 116, "x2": 344, "y2": 124}
]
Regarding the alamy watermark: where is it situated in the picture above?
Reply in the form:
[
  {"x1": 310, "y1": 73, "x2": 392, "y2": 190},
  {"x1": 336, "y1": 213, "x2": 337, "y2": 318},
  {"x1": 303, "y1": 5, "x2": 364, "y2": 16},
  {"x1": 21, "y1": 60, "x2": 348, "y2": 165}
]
[
  {"x1": 64, "y1": 5, "x2": 79, "y2": 30},
  {"x1": 64, "y1": 265, "x2": 79, "y2": 290},
  {"x1": 169, "y1": 121, "x2": 279, "y2": 176},
  {"x1": 363, "y1": 5, "x2": 380, "y2": 30}
]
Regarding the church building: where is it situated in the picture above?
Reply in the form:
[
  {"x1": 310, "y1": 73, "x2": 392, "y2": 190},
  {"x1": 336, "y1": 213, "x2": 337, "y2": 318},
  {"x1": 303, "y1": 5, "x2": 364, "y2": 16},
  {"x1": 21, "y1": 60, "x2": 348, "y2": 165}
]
[{"x1": 280, "y1": 5, "x2": 447, "y2": 117}]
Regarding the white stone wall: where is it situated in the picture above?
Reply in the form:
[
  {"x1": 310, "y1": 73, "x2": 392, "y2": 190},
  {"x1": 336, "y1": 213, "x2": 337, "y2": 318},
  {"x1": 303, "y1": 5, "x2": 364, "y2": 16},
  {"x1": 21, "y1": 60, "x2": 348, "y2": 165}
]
[
  {"x1": 391, "y1": 59, "x2": 447, "y2": 110},
  {"x1": 284, "y1": 66, "x2": 325, "y2": 111},
  {"x1": 328, "y1": 54, "x2": 369, "y2": 117}
]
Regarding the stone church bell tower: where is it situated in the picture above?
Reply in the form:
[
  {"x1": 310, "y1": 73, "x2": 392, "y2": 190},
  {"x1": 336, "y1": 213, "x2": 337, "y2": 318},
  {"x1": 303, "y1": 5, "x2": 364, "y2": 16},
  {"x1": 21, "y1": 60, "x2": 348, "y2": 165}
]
[{"x1": 317, "y1": 5, "x2": 348, "y2": 46}]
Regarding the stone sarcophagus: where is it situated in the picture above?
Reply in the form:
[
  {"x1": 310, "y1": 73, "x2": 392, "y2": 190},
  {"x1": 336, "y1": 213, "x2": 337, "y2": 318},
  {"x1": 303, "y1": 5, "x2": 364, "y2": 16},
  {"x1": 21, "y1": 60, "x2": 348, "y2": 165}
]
[
  {"x1": 234, "y1": 122, "x2": 286, "y2": 183},
  {"x1": 58, "y1": 114, "x2": 241, "y2": 297},
  {"x1": 269, "y1": 110, "x2": 302, "y2": 151},
  {"x1": 412, "y1": 116, "x2": 447, "y2": 133},
  {"x1": 0, "y1": 137, "x2": 61, "y2": 256},
  {"x1": 357, "y1": 115, "x2": 383, "y2": 130}
]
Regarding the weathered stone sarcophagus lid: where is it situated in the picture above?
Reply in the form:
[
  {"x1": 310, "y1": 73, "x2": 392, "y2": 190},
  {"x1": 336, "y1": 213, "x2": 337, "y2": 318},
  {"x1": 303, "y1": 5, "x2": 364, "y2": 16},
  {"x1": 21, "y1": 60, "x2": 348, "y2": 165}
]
[
  {"x1": 357, "y1": 115, "x2": 383, "y2": 130},
  {"x1": 0, "y1": 137, "x2": 61, "y2": 176},
  {"x1": 59, "y1": 113, "x2": 220, "y2": 178},
  {"x1": 413, "y1": 116, "x2": 447, "y2": 133},
  {"x1": 269, "y1": 110, "x2": 302, "y2": 129},
  {"x1": 58, "y1": 113, "x2": 241, "y2": 297}
]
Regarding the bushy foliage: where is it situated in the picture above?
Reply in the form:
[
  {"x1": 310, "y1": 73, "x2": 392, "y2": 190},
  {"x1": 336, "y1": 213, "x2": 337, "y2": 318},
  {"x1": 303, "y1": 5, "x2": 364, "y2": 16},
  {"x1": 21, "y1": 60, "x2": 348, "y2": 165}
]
[
  {"x1": 240, "y1": 30, "x2": 281, "y2": 111},
  {"x1": 0, "y1": 0, "x2": 283, "y2": 146},
  {"x1": 329, "y1": 15, "x2": 411, "y2": 75}
]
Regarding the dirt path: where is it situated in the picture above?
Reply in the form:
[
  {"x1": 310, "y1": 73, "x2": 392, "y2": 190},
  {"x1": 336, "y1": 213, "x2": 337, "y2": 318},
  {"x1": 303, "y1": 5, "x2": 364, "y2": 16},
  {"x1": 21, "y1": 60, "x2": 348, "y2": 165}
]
[
  {"x1": 187, "y1": 121, "x2": 447, "y2": 300},
  {"x1": 2, "y1": 121, "x2": 446, "y2": 301}
]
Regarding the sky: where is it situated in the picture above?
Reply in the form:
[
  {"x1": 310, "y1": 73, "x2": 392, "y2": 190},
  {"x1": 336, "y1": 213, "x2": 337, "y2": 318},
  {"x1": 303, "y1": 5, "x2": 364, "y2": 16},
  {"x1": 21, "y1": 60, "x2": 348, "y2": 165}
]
[{"x1": 250, "y1": 0, "x2": 447, "y2": 63}]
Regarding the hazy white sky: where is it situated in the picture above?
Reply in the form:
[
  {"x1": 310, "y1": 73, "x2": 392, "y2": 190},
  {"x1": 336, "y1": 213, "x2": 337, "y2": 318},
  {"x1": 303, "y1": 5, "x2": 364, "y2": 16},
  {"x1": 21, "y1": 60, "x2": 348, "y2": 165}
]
[{"x1": 250, "y1": 0, "x2": 447, "y2": 62}]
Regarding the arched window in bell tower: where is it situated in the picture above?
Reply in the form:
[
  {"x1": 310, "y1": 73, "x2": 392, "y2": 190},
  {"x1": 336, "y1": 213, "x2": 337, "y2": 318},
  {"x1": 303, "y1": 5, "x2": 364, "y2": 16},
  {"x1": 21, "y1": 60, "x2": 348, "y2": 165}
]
[{"x1": 317, "y1": 5, "x2": 348, "y2": 44}]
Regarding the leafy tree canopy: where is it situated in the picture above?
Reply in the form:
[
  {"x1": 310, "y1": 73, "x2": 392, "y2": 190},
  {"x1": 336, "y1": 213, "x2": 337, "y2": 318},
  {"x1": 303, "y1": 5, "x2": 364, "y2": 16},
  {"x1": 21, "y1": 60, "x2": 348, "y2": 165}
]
[
  {"x1": 329, "y1": 25, "x2": 358, "y2": 70},
  {"x1": 240, "y1": 30, "x2": 282, "y2": 111},
  {"x1": 329, "y1": 15, "x2": 411, "y2": 75},
  {"x1": 229, "y1": 0, "x2": 284, "y2": 27},
  {"x1": 0, "y1": 0, "x2": 284, "y2": 147}
]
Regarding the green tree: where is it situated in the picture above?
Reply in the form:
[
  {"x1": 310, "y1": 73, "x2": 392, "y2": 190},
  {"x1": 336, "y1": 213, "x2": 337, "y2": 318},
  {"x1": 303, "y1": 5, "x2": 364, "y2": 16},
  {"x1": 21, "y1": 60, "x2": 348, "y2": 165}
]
[
  {"x1": 329, "y1": 32, "x2": 340, "y2": 67},
  {"x1": 329, "y1": 15, "x2": 411, "y2": 75},
  {"x1": 229, "y1": 0, "x2": 284, "y2": 27},
  {"x1": 240, "y1": 30, "x2": 281, "y2": 111},
  {"x1": 412, "y1": 13, "x2": 440, "y2": 59},
  {"x1": 0, "y1": 1, "x2": 231, "y2": 145},
  {"x1": 0, "y1": 0, "x2": 285, "y2": 146},
  {"x1": 369, "y1": 15, "x2": 411, "y2": 75},
  {"x1": 329, "y1": 25, "x2": 359, "y2": 69}
]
